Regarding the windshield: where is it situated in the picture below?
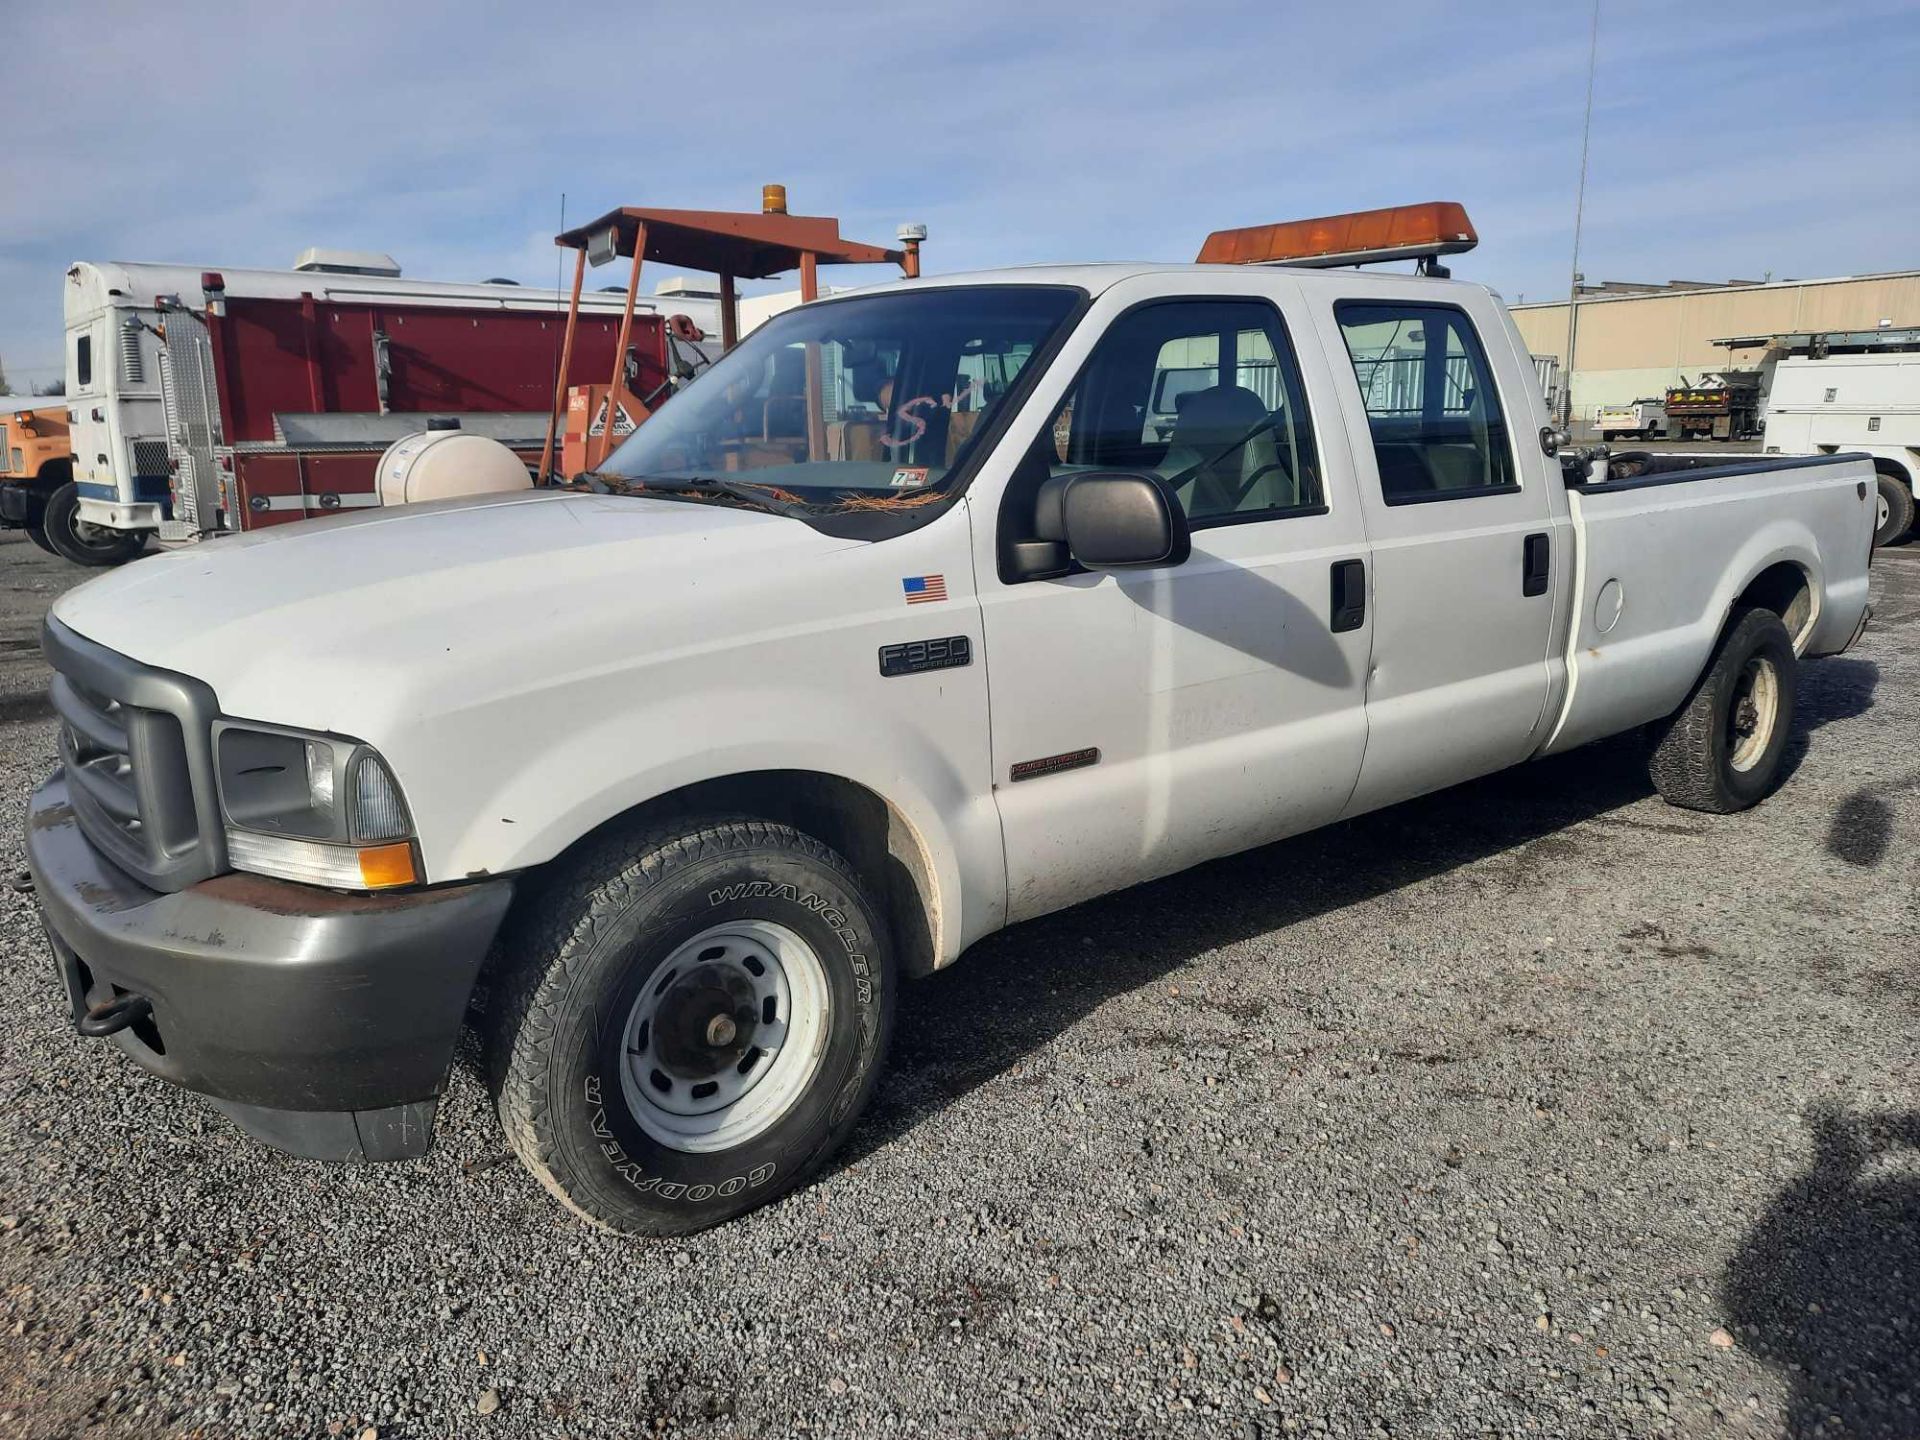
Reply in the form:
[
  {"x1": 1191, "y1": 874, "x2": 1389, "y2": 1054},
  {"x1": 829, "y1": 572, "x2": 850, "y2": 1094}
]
[{"x1": 599, "y1": 285, "x2": 1080, "y2": 505}]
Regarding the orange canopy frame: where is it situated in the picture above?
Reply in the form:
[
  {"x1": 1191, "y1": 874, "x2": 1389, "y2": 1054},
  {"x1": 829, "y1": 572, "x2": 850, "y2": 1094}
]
[{"x1": 539, "y1": 196, "x2": 920, "y2": 477}]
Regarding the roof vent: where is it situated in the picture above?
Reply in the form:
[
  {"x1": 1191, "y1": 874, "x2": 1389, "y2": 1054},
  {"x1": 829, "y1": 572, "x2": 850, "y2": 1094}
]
[
  {"x1": 655, "y1": 276, "x2": 722, "y2": 300},
  {"x1": 292, "y1": 247, "x2": 402, "y2": 277}
]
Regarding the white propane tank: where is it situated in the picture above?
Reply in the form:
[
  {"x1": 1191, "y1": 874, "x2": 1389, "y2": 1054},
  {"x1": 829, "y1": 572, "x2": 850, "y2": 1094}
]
[{"x1": 375, "y1": 422, "x2": 532, "y2": 507}]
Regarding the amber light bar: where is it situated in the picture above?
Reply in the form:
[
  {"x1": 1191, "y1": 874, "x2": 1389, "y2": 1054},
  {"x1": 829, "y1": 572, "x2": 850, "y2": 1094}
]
[{"x1": 1197, "y1": 201, "x2": 1478, "y2": 270}]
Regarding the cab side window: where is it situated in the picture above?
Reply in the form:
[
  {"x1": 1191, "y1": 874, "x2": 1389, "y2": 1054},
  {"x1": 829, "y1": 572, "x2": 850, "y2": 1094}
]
[
  {"x1": 1045, "y1": 299, "x2": 1323, "y2": 526},
  {"x1": 1335, "y1": 302, "x2": 1516, "y2": 503},
  {"x1": 75, "y1": 332, "x2": 93, "y2": 390}
]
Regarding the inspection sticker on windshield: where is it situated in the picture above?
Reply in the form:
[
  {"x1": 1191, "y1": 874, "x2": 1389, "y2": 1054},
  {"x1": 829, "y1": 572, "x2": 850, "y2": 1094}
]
[
  {"x1": 902, "y1": 574, "x2": 948, "y2": 605},
  {"x1": 889, "y1": 467, "x2": 930, "y2": 489}
]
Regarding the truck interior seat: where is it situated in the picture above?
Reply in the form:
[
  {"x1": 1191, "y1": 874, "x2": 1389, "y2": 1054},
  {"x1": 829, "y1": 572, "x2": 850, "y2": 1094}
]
[
  {"x1": 1159, "y1": 384, "x2": 1289, "y2": 517},
  {"x1": 762, "y1": 348, "x2": 808, "y2": 440}
]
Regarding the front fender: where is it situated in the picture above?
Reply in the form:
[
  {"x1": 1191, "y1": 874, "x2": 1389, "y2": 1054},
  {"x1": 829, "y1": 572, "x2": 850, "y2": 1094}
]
[{"x1": 410, "y1": 678, "x2": 1002, "y2": 968}]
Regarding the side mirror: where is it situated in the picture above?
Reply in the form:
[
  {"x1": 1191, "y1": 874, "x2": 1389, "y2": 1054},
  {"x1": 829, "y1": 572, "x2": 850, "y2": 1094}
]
[{"x1": 1033, "y1": 471, "x2": 1191, "y2": 571}]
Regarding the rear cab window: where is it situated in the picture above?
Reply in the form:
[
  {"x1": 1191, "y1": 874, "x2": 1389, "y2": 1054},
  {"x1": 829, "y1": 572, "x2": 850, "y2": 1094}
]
[{"x1": 1334, "y1": 302, "x2": 1516, "y2": 504}]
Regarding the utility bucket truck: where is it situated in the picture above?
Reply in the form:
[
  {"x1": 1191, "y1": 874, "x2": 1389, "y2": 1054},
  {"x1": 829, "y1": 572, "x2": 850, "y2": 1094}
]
[
  {"x1": 59, "y1": 253, "x2": 716, "y2": 562},
  {"x1": 1754, "y1": 326, "x2": 1920, "y2": 546}
]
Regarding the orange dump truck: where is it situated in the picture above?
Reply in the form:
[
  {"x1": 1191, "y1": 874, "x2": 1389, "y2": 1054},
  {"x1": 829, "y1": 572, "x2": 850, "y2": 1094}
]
[{"x1": 0, "y1": 400, "x2": 87, "y2": 559}]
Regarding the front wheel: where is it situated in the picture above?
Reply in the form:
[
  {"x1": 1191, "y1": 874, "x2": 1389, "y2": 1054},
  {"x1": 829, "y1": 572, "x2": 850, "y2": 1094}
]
[
  {"x1": 488, "y1": 817, "x2": 894, "y2": 1235},
  {"x1": 1648, "y1": 606, "x2": 1797, "y2": 813},
  {"x1": 1873, "y1": 471, "x2": 1915, "y2": 548},
  {"x1": 42, "y1": 482, "x2": 147, "y2": 567}
]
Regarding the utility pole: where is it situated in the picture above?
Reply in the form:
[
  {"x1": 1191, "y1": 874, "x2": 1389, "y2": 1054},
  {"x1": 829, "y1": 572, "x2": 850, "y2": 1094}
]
[{"x1": 1563, "y1": 0, "x2": 1601, "y2": 431}]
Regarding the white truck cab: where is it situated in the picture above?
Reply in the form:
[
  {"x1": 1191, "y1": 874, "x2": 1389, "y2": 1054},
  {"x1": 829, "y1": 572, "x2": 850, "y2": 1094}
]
[{"x1": 25, "y1": 207, "x2": 1876, "y2": 1235}]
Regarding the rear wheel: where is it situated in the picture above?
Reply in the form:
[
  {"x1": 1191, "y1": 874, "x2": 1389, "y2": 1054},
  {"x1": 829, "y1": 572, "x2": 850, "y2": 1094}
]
[
  {"x1": 1648, "y1": 607, "x2": 1797, "y2": 813},
  {"x1": 489, "y1": 817, "x2": 894, "y2": 1235},
  {"x1": 42, "y1": 482, "x2": 147, "y2": 567},
  {"x1": 25, "y1": 522, "x2": 54, "y2": 554},
  {"x1": 1873, "y1": 470, "x2": 1914, "y2": 548}
]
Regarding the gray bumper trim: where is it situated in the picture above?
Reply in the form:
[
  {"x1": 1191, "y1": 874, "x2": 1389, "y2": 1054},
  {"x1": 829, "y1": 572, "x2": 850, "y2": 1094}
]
[{"x1": 25, "y1": 771, "x2": 513, "y2": 1132}]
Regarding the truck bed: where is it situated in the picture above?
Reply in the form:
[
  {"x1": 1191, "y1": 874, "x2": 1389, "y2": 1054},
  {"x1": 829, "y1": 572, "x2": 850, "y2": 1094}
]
[{"x1": 1541, "y1": 452, "x2": 1874, "y2": 755}]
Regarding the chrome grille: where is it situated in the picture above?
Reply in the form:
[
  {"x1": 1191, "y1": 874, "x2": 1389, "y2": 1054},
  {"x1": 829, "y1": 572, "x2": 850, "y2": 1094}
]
[{"x1": 44, "y1": 619, "x2": 224, "y2": 893}]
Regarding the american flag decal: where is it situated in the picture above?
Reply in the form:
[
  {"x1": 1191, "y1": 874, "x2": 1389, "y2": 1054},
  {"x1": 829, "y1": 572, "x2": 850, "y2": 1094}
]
[{"x1": 902, "y1": 574, "x2": 948, "y2": 605}]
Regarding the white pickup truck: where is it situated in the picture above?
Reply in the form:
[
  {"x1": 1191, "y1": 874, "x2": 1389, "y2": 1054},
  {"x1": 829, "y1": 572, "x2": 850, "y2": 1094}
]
[
  {"x1": 25, "y1": 251, "x2": 1876, "y2": 1235},
  {"x1": 1596, "y1": 398, "x2": 1668, "y2": 441}
]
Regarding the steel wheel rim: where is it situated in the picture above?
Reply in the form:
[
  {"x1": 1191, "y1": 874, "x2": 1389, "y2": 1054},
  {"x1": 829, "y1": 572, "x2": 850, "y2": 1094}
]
[
  {"x1": 617, "y1": 918, "x2": 831, "y2": 1154},
  {"x1": 70, "y1": 515, "x2": 122, "y2": 551},
  {"x1": 1876, "y1": 490, "x2": 1891, "y2": 534},
  {"x1": 1727, "y1": 655, "x2": 1780, "y2": 772}
]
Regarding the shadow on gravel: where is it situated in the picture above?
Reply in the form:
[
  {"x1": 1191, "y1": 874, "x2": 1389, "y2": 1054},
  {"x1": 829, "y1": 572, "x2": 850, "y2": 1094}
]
[
  {"x1": 843, "y1": 653, "x2": 1877, "y2": 1166},
  {"x1": 1825, "y1": 766, "x2": 1919, "y2": 868},
  {"x1": 1722, "y1": 1106, "x2": 1920, "y2": 1440},
  {"x1": 840, "y1": 730, "x2": 1661, "y2": 1166},
  {"x1": 0, "y1": 690, "x2": 55, "y2": 728},
  {"x1": 1777, "y1": 656, "x2": 1878, "y2": 787}
]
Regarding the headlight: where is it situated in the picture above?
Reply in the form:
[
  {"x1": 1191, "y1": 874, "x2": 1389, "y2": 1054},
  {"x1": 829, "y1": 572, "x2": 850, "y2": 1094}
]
[{"x1": 214, "y1": 722, "x2": 419, "y2": 890}]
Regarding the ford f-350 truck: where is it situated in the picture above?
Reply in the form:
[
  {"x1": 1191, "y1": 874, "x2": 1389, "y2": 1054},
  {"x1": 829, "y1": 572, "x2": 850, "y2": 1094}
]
[{"x1": 23, "y1": 210, "x2": 1876, "y2": 1235}]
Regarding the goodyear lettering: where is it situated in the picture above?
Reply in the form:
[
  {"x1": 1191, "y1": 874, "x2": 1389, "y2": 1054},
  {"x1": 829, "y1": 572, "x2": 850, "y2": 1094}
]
[{"x1": 583, "y1": 1073, "x2": 778, "y2": 1201}]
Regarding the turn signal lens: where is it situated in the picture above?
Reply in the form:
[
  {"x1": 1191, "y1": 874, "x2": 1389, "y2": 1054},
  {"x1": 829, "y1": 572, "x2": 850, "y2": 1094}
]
[{"x1": 356, "y1": 841, "x2": 419, "y2": 890}]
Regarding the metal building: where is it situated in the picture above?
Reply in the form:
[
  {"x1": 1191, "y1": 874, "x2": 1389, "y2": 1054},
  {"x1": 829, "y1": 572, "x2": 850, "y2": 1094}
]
[{"x1": 1508, "y1": 270, "x2": 1920, "y2": 424}]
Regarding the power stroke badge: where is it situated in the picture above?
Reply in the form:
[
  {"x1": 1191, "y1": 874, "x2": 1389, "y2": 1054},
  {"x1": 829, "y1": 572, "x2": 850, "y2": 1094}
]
[{"x1": 878, "y1": 635, "x2": 971, "y2": 678}]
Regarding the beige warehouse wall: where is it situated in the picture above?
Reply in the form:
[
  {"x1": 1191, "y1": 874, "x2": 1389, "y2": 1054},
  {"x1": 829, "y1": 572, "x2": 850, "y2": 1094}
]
[{"x1": 1510, "y1": 273, "x2": 1920, "y2": 417}]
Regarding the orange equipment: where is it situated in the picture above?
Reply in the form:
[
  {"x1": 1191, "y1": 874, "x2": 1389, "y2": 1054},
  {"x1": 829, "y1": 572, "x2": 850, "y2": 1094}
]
[
  {"x1": 540, "y1": 188, "x2": 922, "y2": 478},
  {"x1": 1198, "y1": 201, "x2": 1478, "y2": 275},
  {"x1": 0, "y1": 403, "x2": 75, "y2": 540}
]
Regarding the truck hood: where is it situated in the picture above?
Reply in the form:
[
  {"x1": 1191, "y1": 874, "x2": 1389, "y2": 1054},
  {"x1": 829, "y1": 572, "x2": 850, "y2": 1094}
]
[{"x1": 50, "y1": 489, "x2": 862, "y2": 736}]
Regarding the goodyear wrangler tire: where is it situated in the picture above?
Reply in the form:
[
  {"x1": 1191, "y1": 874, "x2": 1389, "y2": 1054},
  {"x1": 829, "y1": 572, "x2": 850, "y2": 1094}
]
[
  {"x1": 1647, "y1": 606, "x2": 1797, "y2": 814},
  {"x1": 488, "y1": 818, "x2": 893, "y2": 1235}
]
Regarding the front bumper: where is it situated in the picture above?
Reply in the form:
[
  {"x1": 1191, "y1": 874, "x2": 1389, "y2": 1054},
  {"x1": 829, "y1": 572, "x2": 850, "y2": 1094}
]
[
  {"x1": 25, "y1": 771, "x2": 513, "y2": 1161},
  {"x1": 0, "y1": 482, "x2": 44, "y2": 529}
]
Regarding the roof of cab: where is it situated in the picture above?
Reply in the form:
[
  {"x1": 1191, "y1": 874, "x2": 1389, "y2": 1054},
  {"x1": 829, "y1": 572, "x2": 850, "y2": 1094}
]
[{"x1": 844, "y1": 261, "x2": 1478, "y2": 300}]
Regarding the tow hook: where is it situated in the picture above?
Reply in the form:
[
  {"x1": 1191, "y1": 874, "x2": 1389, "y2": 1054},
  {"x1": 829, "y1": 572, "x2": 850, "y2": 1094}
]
[{"x1": 78, "y1": 992, "x2": 153, "y2": 1038}]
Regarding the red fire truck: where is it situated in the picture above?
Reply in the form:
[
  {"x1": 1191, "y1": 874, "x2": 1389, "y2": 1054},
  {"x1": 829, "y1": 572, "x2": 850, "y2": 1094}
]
[{"x1": 62, "y1": 251, "x2": 718, "y2": 553}]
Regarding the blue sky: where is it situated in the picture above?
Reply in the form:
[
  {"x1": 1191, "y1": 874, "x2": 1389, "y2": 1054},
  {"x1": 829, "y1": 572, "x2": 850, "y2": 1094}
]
[{"x1": 3, "y1": 0, "x2": 1916, "y2": 391}]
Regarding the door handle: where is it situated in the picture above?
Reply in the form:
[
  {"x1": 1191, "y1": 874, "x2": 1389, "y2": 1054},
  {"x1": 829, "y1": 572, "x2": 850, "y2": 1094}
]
[
  {"x1": 1522, "y1": 533, "x2": 1550, "y2": 597},
  {"x1": 1330, "y1": 558, "x2": 1366, "y2": 633}
]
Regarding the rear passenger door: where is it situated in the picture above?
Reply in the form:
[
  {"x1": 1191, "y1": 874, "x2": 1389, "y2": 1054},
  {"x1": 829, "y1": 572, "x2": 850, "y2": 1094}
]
[{"x1": 1315, "y1": 291, "x2": 1557, "y2": 815}]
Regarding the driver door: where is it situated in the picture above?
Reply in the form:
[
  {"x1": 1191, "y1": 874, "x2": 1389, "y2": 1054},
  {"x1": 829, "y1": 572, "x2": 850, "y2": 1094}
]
[{"x1": 975, "y1": 281, "x2": 1374, "y2": 922}]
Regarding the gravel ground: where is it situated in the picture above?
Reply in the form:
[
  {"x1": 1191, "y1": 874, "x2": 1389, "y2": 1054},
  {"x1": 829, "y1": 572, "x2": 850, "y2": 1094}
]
[{"x1": 1, "y1": 527, "x2": 1915, "y2": 1440}]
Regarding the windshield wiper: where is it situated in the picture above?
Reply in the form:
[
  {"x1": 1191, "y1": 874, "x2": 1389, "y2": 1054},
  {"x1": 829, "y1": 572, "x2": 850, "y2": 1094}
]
[{"x1": 576, "y1": 472, "x2": 810, "y2": 517}]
